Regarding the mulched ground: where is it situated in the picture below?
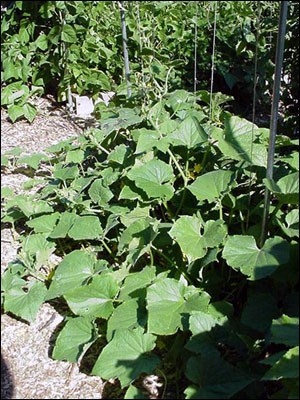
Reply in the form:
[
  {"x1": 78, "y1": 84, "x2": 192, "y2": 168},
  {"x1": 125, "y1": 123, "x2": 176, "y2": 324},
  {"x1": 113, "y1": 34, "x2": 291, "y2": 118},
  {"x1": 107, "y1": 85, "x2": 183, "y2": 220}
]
[
  {"x1": 1, "y1": 98, "x2": 110, "y2": 399},
  {"x1": 1, "y1": 97, "x2": 174, "y2": 399}
]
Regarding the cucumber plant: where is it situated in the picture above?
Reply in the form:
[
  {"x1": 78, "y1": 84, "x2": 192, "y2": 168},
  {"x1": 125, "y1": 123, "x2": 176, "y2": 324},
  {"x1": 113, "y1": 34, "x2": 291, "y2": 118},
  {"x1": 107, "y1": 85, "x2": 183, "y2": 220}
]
[{"x1": 1, "y1": 90, "x2": 299, "y2": 399}]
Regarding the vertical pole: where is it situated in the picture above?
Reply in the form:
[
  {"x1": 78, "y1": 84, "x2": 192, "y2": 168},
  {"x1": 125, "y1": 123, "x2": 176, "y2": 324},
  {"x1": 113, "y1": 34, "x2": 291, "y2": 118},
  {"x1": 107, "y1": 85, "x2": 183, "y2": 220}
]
[
  {"x1": 194, "y1": 1, "x2": 198, "y2": 96},
  {"x1": 120, "y1": 1, "x2": 131, "y2": 98},
  {"x1": 209, "y1": 0, "x2": 217, "y2": 124},
  {"x1": 62, "y1": 9, "x2": 73, "y2": 112},
  {"x1": 260, "y1": 1, "x2": 288, "y2": 246}
]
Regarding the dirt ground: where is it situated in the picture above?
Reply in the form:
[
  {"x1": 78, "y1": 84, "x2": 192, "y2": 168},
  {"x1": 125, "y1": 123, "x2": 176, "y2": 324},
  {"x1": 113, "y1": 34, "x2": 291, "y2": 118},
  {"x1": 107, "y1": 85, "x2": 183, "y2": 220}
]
[
  {"x1": 1, "y1": 98, "x2": 110, "y2": 399},
  {"x1": 1, "y1": 96, "x2": 173, "y2": 400}
]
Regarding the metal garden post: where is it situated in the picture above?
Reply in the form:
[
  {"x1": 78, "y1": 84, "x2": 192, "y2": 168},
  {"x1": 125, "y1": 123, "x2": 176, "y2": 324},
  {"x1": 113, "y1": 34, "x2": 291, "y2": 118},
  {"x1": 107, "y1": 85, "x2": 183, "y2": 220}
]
[
  {"x1": 120, "y1": 1, "x2": 131, "y2": 98},
  {"x1": 62, "y1": 9, "x2": 73, "y2": 113},
  {"x1": 261, "y1": 1, "x2": 288, "y2": 246}
]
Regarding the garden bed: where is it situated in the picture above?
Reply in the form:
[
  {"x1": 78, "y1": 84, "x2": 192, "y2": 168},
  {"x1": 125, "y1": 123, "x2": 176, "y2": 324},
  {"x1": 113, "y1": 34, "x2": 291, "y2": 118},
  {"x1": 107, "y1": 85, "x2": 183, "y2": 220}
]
[{"x1": 1, "y1": 99, "x2": 107, "y2": 399}]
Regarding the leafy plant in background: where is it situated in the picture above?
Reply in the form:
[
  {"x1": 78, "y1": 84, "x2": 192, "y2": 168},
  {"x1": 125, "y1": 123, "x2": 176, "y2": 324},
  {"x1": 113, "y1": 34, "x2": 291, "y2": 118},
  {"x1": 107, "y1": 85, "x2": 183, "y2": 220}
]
[
  {"x1": 1, "y1": 1, "x2": 299, "y2": 134},
  {"x1": 1, "y1": 90, "x2": 299, "y2": 399}
]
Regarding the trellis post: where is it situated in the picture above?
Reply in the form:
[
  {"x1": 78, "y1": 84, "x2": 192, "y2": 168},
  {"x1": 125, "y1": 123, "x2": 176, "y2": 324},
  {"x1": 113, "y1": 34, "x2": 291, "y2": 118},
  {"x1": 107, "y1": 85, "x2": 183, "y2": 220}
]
[
  {"x1": 120, "y1": 1, "x2": 131, "y2": 98},
  {"x1": 62, "y1": 8, "x2": 73, "y2": 113},
  {"x1": 261, "y1": 1, "x2": 288, "y2": 246}
]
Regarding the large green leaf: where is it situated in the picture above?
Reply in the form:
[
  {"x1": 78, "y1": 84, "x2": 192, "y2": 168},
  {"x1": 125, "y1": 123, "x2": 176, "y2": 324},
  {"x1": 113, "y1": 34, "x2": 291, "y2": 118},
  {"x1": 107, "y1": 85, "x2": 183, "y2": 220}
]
[
  {"x1": 269, "y1": 315, "x2": 299, "y2": 347},
  {"x1": 15, "y1": 195, "x2": 53, "y2": 217},
  {"x1": 22, "y1": 233, "x2": 56, "y2": 267},
  {"x1": 52, "y1": 317, "x2": 94, "y2": 362},
  {"x1": 53, "y1": 165, "x2": 79, "y2": 181},
  {"x1": 281, "y1": 152, "x2": 299, "y2": 171},
  {"x1": 64, "y1": 275, "x2": 119, "y2": 319},
  {"x1": 185, "y1": 353, "x2": 253, "y2": 399},
  {"x1": 169, "y1": 216, "x2": 207, "y2": 262},
  {"x1": 35, "y1": 33, "x2": 48, "y2": 50},
  {"x1": 26, "y1": 212, "x2": 60, "y2": 234},
  {"x1": 127, "y1": 160, "x2": 174, "y2": 200},
  {"x1": 1, "y1": 155, "x2": 9, "y2": 167},
  {"x1": 107, "y1": 298, "x2": 146, "y2": 341},
  {"x1": 7, "y1": 105, "x2": 24, "y2": 123},
  {"x1": 68, "y1": 216, "x2": 103, "y2": 240},
  {"x1": 17, "y1": 153, "x2": 47, "y2": 169},
  {"x1": 119, "y1": 265, "x2": 156, "y2": 300},
  {"x1": 1, "y1": 263, "x2": 26, "y2": 295},
  {"x1": 169, "y1": 216, "x2": 227, "y2": 263},
  {"x1": 4, "y1": 280, "x2": 47, "y2": 323},
  {"x1": 92, "y1": 327, "x2": 159, "y2": 388},
  {"x1": 213, "y1": 116, "x2": 267, "y2": 167},
  {"x1": 49, "y1": 212, "x2": 78, "y2": 239},
  {"x1": 186, "y1": 310, "x2": 229, "y2": 354},
  {"x1": 262, "y1": 346, "x2": 299, "y2": 380},
  {"x1": 61, "y1": 24, "x2": 77, "y2": 42},
  {"x1": 66, "y1": 149, "x2": 84, "y2": 164},
  {"x1": 277, "y1": 209, "x2": 299, "y2": 238},
  {"x1": 120, "y1": 207, "x2": 150, "y2": 227},
  {"x1": 100, "y1": 108, "x2": 143, "y2": 133},
  {"x1": 45, "y1": 138, "x2": 75, "y2": 153},
  {"x1": 107, "y1": 144, "x2": 131, "y2": 165},
  {"x1": 167, "y1": 116, "x2": 208, "y2": 148},
  {"x1": 135, "y1": 129, "x2": 169, "y2": 154},
  {"x1": 264, "y1": 173, "x2": 299, "y2": 205},
  {"x1": 119, "y1": 180, "x2": 148, "y2": 202},
  {"x1": 124, "y1": 385, "x2": 148, "y2": 399},
  {"x1": 46, "y1": 250, "x2": 95, "y2": 299},
  {"x1": 222, "y1": 235, "x2": 290, "y2": 280},
  {"x1": 146, "y1": 278, "x2": 210, "y2": 335},
  {"x1": 88, "y1": 179, "x2": 113, "y2": 207},
  {"x1": 23, "y1": 103, "x2": 37, "y2": 123},
  {"x1": 241, "y1": 292, "x2": 278, "y2": 333},
  {"x1": 204, "y1": 220, "x2": 228, "y2": 248},
  {"x1": 188, "y1": 170, "x2": 235, "y2": 203},
  {"x1": 166, "y1": 90, "x2": 194, "y2": 112},
  {"x1": 118, "y1": 219, "x2": 158, "y2": 264}
]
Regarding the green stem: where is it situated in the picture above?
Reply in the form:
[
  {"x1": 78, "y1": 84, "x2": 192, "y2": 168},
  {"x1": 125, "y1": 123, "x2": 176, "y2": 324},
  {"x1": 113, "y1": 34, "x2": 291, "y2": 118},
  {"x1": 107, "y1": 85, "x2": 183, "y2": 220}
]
[
  {"x1": 157, "y1": 368, "x2": 167, "y2": 399},
  {"x1": 163, "y1": 201, "x2": 174, "y2": 219},
  {"x1": 29, "y1": 273, "x2": 45, "y2": 283},
  {"x1": 219, "y1": 199, "x2": 223, "y2": 220},
  {"x1": 201, "y1": 144, "x2": 211, "y2": 172},
  {"x1": 175, "y1": 187, "x2": 187, "y2": 219},
  {"x1": 167, "y1": 149, "x2": 188, "y2": 185},
  {"x1": 152, "y1": 245, "x2": 193, "y2": 285},
  {"x1": 57, "y1": 239, "x2": 66, "y2": 256},
  {"x1": 86, "y1": 208, "x2": 103, "y2": 214},
  {"x1": 101, "y1": 240, "x2": 118, "y2": 263},
  {"x1": 175, "y1": 150, "x2": 190, "y2": 218},
  {"x1": 148, "y1": 117, "x2": 188, "y2": 185},
  {"x1": 98, "y1": 144, "x2": 110, "y2": 155},
  {"x1": 79, "y1": 163, "x2": 86, "y2": 177},
  {"x1": 160, "y1": 203, "x2": 167, "y2": 222},
  {"x1": 28, "y1": 268, "x2": 46, "y2": 282},
  {"x1": 149, "y1": 248, "x2": 154, "y2": 267},
  {"x1": 223, "y1": 280, "x2": 246, "y2": 302},
  {"x1": 239, "y1": 211, "x2": 246, "y2": 235},
  {"x1": 270, "y1": 202, "x2": 282, "y2": 222}
]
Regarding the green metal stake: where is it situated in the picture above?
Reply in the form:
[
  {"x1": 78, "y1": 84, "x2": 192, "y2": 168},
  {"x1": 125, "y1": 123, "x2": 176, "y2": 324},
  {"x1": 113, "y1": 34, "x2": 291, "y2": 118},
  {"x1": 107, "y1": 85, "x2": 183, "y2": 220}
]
[
  {"x1": 120, "y1": 1, "x2": 131, "y2": 98},
  {"x1": 261, "y1": 1, "x2": 288, "y2": 246}
]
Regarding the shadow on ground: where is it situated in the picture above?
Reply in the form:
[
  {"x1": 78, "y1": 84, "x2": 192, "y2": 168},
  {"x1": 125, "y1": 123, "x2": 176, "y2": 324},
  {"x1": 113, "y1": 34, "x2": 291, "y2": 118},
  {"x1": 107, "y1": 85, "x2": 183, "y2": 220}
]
[{"x1": 1, "y1": 353, "x2": 14, "y2": 399}]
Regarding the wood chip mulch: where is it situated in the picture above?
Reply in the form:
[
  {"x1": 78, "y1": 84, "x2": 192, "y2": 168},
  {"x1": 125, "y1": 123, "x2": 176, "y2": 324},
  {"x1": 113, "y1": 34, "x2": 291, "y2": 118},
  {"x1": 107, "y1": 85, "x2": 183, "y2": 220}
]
[
  {"x1": 1, "y1": 97, "x2": 107, "y2": 399},
  {"x1": 1, "y1": 97, "x2": 165, "y2": 400}
]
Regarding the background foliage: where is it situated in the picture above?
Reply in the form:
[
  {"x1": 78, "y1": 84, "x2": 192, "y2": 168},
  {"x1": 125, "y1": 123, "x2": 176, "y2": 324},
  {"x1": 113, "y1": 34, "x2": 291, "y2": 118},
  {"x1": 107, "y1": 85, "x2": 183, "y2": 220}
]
[{"x1": 1, "y1": 0, "x2": 299, "y2": 133}]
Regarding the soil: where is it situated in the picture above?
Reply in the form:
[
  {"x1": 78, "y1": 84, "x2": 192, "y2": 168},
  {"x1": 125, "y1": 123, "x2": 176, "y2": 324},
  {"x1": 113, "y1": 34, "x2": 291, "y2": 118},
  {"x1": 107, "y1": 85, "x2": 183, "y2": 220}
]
[
  {"x1": 1, "y1": 98, "x2": 108, "y2": 399},
  {"x1": 1, "y1": 97, "x2": 166, "y2": 399}
]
